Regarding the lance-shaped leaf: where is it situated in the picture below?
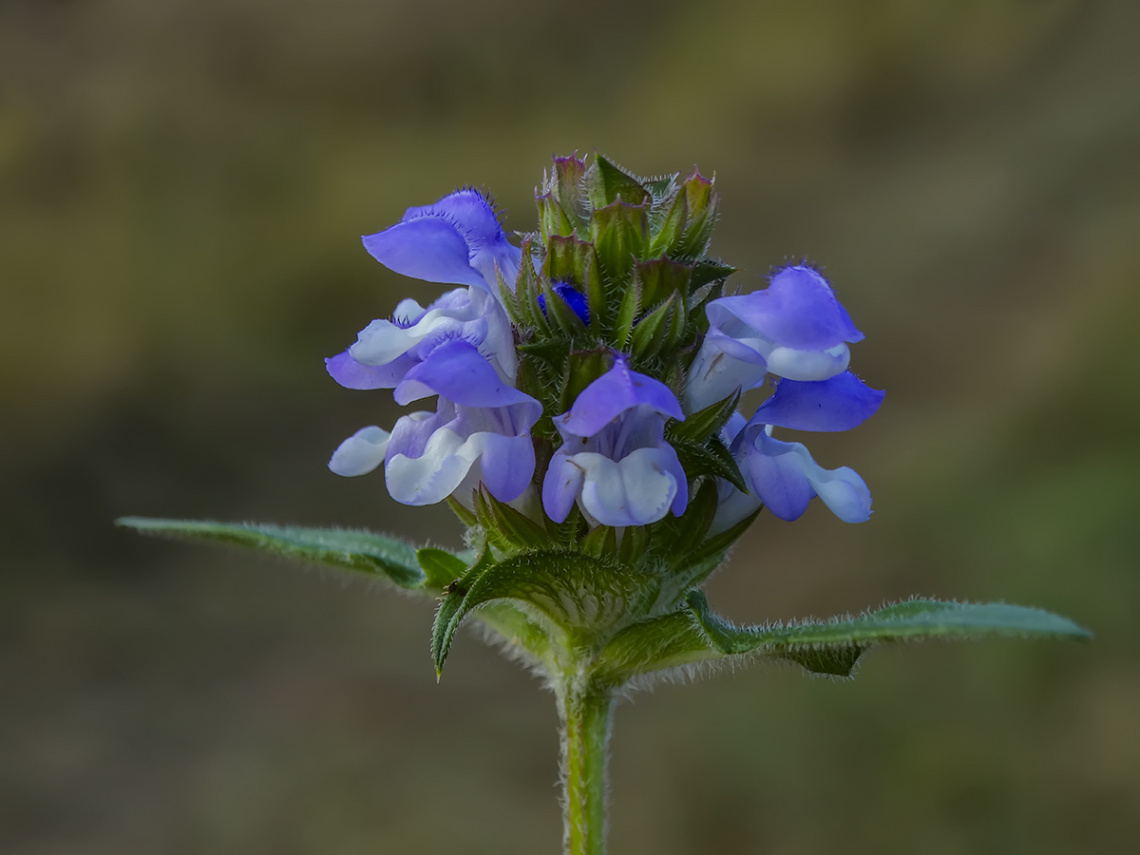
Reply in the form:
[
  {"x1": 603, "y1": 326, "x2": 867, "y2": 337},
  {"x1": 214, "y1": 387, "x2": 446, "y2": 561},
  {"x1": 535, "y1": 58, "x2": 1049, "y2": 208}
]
[
  {"x1": 472, "y1": 489, "x2": 553, "y2": 552},
  {"x1": 629, "y1": 292, "x2": 681, "y2": 361},
  {"x1": 117, "y1": 517, "x2": 430, "y2": 591},
  {"x1": 688, "y1": 259, "x2": 735, "y2": 292},
  {"x1": 654, "y1": 507, "x2": 759, "y2": 607},
  {"x1": 669, "y1": 434, "x2": 748, "y2": 493},
  {"x1": 666, "y1": 390, "x2": 740, "y2": 444},
  {"x1": 596, "y1": 591, "x2": 1091, "y2": 684},
  {"x1": 432, "y1": 549, "x2": 659, "y2": 675}
]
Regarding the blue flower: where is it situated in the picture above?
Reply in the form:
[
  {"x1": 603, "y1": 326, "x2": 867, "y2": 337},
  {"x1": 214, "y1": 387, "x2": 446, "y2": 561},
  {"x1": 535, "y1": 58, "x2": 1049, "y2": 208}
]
[
  {"x1": 326, "y1": 285, "x2": 516, "y2": 391},
  {"x1": 712, "y1": 372, "x2": 884, "y2": 528},
  {"x1": 362, "y1": 188, "x2": 522, "y2": 294},
  {"x1": 330, "y1": 340, "x2": 541, "y2": 505},
  {"x1": 686, "y1": 264, "x2": 863, "y2": 412},
  {"x1": 542, "y1": 358, "x2": 688, "y2": 527},
  {"x1": 327, "y1": 189, "x2": 539, "y2": 506}
]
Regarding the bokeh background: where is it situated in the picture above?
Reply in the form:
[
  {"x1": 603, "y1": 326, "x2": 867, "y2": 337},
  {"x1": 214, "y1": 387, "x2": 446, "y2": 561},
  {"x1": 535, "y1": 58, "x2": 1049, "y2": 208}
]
[{"x1": 4, "y1": 0, "x2": 1139, "y2": 852}]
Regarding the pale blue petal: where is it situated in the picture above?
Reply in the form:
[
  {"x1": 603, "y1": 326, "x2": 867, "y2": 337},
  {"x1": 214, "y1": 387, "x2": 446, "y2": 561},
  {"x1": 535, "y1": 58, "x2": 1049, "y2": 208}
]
[
  {"x1": 762, "y1": 342, "x2": 850, "y2": 382},
  {"x1": 685, "y1": 329, "x2": 770, "y2": 412},
  {"x1": 328, "y1": 426, "x2": 391, "y2": 477},
  {"x1": 740, "y1": 433, "x2": 816, "y2": 521},
  {"x1": 709, "y1": 485, "x2": 763, "y2": 535},
  {"x1": 385, "y1": 426, "x2": 534, "y2": 506},
  {"x1": 739, "y1": 430, "x2": 873, "y2": 523},
  {"x1": 541, "y1": 452, "x2": 586, "y2": 524},
  {"x1": 576, "y1": 447, "x2": 684, "y2": 526},
  {"x1": 385, "y1": 426, "x2": 475, "y2": 505},
  {"x1": 809, "y1": 464, "x2": 872, "y2": 523},
  {"x1": 325, "y1": 350, "x2": 413, "y2": 390},
  {"x1": 477, "y1": 432, "x2": 537, "y2": 503},
  {"x1": 754, "y1": 372, "x2": 885, "y2": 432},
  {"x1": 386, "y1": 409, "x2": 446, "y2": 461}
]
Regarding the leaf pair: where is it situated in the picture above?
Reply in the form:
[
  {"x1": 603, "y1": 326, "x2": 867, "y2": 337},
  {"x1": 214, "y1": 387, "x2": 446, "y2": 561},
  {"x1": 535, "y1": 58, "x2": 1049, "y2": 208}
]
[{"x1": 117, "y1": 517, "x2": 1092, "y2": 691}]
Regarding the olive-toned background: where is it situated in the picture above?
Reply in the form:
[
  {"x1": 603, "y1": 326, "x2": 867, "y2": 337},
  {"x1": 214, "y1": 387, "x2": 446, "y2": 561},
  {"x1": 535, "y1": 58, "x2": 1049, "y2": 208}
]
[{"x1": 4, "y1": 1, "x2": 1138, "y2": 853}]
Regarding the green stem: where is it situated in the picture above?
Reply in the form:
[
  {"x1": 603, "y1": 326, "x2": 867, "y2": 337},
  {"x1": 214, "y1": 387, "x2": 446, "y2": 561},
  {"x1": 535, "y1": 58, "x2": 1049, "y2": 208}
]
[{"x1": 560, "y1": 679, "x2": 614, "y2": 855}]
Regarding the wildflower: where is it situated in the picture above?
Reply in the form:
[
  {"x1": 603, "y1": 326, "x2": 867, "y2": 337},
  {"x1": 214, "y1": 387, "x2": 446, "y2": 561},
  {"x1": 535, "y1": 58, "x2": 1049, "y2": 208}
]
[
  {"x1": 686, "y1": 264, "x2": 863, "y2": 412},
  {"x1": 331, "y1": 339, "x2": 541, "y2": 505},
  {"x1": 542, "y1": 358, "x2": 688, "y2": 527}
]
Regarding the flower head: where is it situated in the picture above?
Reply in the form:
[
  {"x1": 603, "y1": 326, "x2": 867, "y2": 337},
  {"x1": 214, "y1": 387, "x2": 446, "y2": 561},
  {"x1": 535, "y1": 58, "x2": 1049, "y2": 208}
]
[{"x1": 329, "y1": 156, "x2": 881, "y2": 550}]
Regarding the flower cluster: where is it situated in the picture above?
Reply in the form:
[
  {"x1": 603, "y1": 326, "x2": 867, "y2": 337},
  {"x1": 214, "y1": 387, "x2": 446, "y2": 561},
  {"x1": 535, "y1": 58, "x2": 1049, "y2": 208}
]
[{"x1": 328, "y1": 156, "x2": 882, "y2": 547}]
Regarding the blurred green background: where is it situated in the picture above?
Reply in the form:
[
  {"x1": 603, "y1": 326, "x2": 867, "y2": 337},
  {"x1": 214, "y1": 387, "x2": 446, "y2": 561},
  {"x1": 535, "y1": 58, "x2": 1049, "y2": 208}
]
[{"x1": 3, "y1": 0, "x2": 1138, "y2": 852}]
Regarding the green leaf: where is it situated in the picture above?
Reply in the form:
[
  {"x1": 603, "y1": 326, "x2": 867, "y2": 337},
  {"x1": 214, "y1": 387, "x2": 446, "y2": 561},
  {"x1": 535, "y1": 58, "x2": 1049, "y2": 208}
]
[
  {"x1": 117, "y1": 517, "x2": 428, "y2": 590},
  {"x1": 670, "y1": 435, "x2": 748, "y2": 493},
  {"x1": 431, "y1": 549, "x2": 496, "y2": 675},
  {"x1": 610, "y1": 279, "x2": 641, "y2": 349},
  {"x1": 596, "y1": 591, "x2": 1091, "y2": 684},
  {"x1": 617, "y1": 525, "x2": 650, "y2": 566},
  {"x1": 446, "y1": 496, "x2": 479, "y2": 528},
  {"x1": 432, "y1": 549, "x2": 659, "y2": 675},
  {"x1": 562, "y1": 348, "x2": 615, "y2": 415},
  {"x1": 416, "y1": 548, "x2": 468, "y2": 588},
  {"x1": 649, "y1": 478, "x2": 718, "y2": 558},
  {"x1": 688, "y1": 592, "x2": 1092, "y2": 677},
  {"x1": 541, "y1": 276, "x2": 589, "y2": 336},
  {"x1": 472, "y1": 601, "x2": 556, "y2": 669},
  {"x1": 514, "y1": 238, "x2": 552, "y2": 333},
  {"x1": 643, "y1": 173, "x2": 679, "y2": 203},
  {"x1": 580, "y1": 524, "x2": 617, "y2": 558},
  {"x1": 479, "y1": 490, "x2": 555, "y2": 551},
  {"x1": 688, "y1": 259, "x2": 735, "y2": 292},
  {"x1": 629, "y1": 292, "x2": 679, "y2": 361},
  {"x1": 655, "y1": 507, "x2": 759, "y2": 606},
  {"x1": 666, "y1": 390, "x2": 740, "y2": 443},
  {"x1": 596, "y1": 607, "x2": 710, "y2": 684}
]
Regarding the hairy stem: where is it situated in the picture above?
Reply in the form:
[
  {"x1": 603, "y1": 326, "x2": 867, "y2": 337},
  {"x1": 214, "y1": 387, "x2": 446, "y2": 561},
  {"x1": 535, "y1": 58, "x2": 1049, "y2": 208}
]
[{"x1": 560, "y1": 679, "x2": 614, "y2": 855}]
